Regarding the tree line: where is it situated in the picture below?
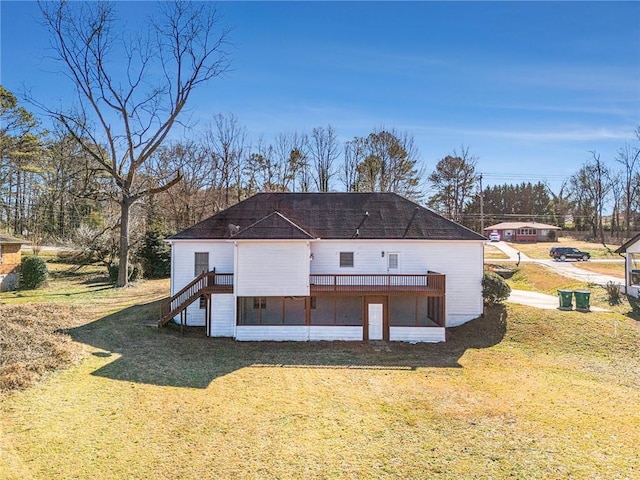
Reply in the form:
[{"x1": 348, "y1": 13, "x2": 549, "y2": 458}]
[{"x1": 1, "y1": 1, "x2": 639, "y2": 285}]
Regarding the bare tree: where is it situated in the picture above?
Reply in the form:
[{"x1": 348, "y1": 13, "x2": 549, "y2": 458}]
[
  {"x1": 342, "y1": 137, "x2": 366, "y2": 192},
  {"x1": 38, "y1": 1, "x2": 231, "y2": 286},
  {"x1": 568, "y1": 152, "x2": 613, "y2": 243},
  {"x1": 615, "y1": 126, "x2": 640, "y2": 239},
  {"x1": 309, "y1": 125, "x2": 340, "y2": 192},
  {"x1": 273, "y1": 131, "x2": 308, "y2": 192},
  {"x1": 146, "y1": 141, "x2": 213, "y2": 231},
  {"x1": 201, "y1": 113, "x2": 247, "y2": 210}
]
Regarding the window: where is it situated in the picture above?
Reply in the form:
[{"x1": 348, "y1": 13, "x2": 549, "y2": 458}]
[
  {"x1": 253, "y1": 297, "x2": 266, "y2": 309},
  {"x1": 388, "y1": 253, "x2": 399, "y2": 270},
  {"x1": 194, "y1": 252, "x2": 209, "y2": 276},
  {"x1": 517, "y1": 228, "x2": 536, "y2": 236},
  {"x1": 199, "y1": 295, "x2": 206, "y2": 309},
  {"x1": 340, "y1": 252, "x2": 354, "y2": 268}
]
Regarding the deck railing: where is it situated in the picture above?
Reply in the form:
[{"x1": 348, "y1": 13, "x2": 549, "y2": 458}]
[
  {"x1": 309, "y1": 272, "x2": 445, "y2": 295},
  {"x1": 158, "y1": 271, "x2": 234, "y2": 327}
]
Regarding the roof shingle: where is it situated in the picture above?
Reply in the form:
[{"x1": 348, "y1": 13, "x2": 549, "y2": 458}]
[{"x1": 170, "y1": 192, "x2": 485, "y2": 241}]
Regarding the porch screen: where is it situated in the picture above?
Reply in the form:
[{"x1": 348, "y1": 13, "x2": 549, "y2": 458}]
[
  {"x1": 389, "y1": 296, "x2": 437, "y2": 327},
  {"x1": 309, "y1": 297, "x2": 362, "y2": 326}
]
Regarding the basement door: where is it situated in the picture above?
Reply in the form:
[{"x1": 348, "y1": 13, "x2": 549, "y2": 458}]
[{"x1": 365, "y1": 296, "x2": 387, "y2": 341}]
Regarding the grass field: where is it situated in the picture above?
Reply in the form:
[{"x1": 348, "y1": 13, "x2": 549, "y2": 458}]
[
  {"x1": 2, "y1": 259, "x2": 640, "y2": 478},
  {"x1": 483, "y1": 243, "x2": 510, "y2": 259},
  {"x1": 572, "y1": 261, "x2": 626, "y2": 278},
  {"x1": 511, "y1": 237, "x2": 621, "y2": 260}
]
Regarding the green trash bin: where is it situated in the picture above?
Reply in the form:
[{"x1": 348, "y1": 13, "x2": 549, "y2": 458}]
[
  {"x1": 558, "y1": 290, "x2": 573, "y2": 310},
  {"x1": 574, "y1": 290, "x2": 591, "y2": 312}
]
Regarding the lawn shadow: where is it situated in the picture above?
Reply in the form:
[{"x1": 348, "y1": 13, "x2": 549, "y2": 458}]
[{"x1": 66, "y1": 300, "x2": 507, "y2": 389}]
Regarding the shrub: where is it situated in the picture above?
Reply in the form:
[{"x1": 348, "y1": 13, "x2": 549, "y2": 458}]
[
  {"x1": 605, "y1": 281, "x2": 622, "y2": 305},
  {"x1": 482, "y1": 271, "x2": 511, "y2": 305},
  {"x1": 547, "y1": 230, "x2": 557, "y2": 242},
  {"x1": 20, "y1": 255, "x2": 49, "y2": 289}
]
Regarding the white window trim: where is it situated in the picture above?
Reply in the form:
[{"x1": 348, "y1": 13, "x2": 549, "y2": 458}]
[
  {"x1": 387, "y1": 252, "x2": 399, "y2": 270},
  {"x1": 194, "y1": 252, "x2": 209, "y2": 276},
  {"x1": 339, "y1": 251, "x2": 354, "y2": 268}
]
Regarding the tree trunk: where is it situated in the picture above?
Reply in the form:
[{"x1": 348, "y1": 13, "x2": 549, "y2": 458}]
[{"x1": 117, "y1": 197, "x2": 132, "y2": 287}]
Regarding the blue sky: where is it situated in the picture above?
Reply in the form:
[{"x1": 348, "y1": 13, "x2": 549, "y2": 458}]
[{"x1": 1, "y1": 1, "x2": 639, "y2": 193}]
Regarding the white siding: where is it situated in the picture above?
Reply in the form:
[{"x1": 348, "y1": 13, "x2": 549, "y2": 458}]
[
  {"x1": 170, "y1": 240, "x2": 234, "y2": 326},
  {"x1": 236, "y1": 326, "x2": 309, "y2": 341},
  {"x1": 627, "y1": 239, "x2": 640, "y2": 253},
  {"x1": 309, "y1": 240, "x2": 484, "y2": 327},
  {"x1": 309, "y1": 326, "x2": 363, "y2": 341},
  {"x1": 210, "y1": 294, "x2": 235, "y2": 337},
  {"x1": 236, "y1": 241, "x2": 310, "y2": 296},
  {"x1": 390, "y1": 327, "x2": 445, "y2": 343},
  {"x1": 235, "y1": 326, "x2": 364, "y2": 341},
  {"x1": 169, "y1": 237, "x2": 484, "y2": 336}
]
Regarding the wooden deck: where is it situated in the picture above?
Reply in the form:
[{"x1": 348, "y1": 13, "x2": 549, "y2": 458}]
[
  {"x1": 160, "y1": 271, "x2": 446, "y2": 328},
  {"x1": 309, "y1": 272, "x2": 445, "y2": 296}
]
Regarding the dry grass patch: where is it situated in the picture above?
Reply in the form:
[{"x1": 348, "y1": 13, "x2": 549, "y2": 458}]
[
  {"x1": 483, "y1": 243, "x2": 509, "y2": 259},
  {"x1": 511, "y1": 237, "x2": 620, "y2": 260},
  {"x1": 0, "y1": 274, "x2": 169, "y2": 394},
  {"x1": 0, "y1": 304, "x2": 83, "y2": 392},
  {"x1": 572, "y1": 261, "x2": 625, "y2": 278},
  {"x1": 507, "y1": 263, "x2": 584, "y2": 294}
]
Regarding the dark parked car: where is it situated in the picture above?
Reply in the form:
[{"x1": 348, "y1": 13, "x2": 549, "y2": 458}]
[{"x1": 549, "y1": 246, "x2": 590, "y2": 261}]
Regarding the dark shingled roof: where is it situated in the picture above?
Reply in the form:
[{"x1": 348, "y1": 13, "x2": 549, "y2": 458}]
[
  {"x1": 615, "y1": 231, "x2": 640, "y2": 254},
  {"x1": 169, "y1": 193, "x2": 485, "y2": 241},
  {"x1": 0, "y1": 234, "x2": 29, "y2": 244}
]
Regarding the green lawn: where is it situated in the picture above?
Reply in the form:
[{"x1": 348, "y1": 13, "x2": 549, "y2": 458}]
[{"x1": 2, "y1": 271, "x2": 640, "y2": 478}]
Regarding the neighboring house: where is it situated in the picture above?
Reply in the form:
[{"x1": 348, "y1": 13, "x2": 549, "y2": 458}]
[
  {"x1": 161, "y1": 193, "x2": 486, "y2": 342},
  {"x1": 0, "y1": 234, "x2": 27, "y2": 292},
  {"x1": 615, "y1": 233, "x2": 640, "y2": 299},
  {"x1": 484, "y1": 222, "x2": 561, "y2": 243}
]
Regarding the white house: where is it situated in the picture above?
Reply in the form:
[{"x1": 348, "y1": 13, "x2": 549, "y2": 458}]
[
  {"x1": 615, "y1": 233, "x2": 640, "y2": 299},
  {"x1": 161, "y1": 193, "x2": 486, "y2": 342}
]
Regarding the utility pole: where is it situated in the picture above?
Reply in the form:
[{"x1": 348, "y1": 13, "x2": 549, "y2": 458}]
[{"x1": 479, "y1": 173, "x2": 484, "y2": 234}]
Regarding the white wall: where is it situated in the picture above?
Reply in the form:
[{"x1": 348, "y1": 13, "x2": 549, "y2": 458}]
[
  {"x1": 170, "y1": 240, "x2": 234, "y2": 326},
  {"x1": 236, "y1": 241, "x2": 310, "y2": 296},
  {"x1": 236, "y1": 326, "x2": 310, "y2": 341},
  {"x1": 390, "y1": 327, "x2": 445, "y2": 343},
  {"x1": 309, "y1": 240, "x2": 484, "y2": 327},
  {"x1": 235, "y1": 326, "x2": 365, "y2": 342},
  {"x1": 170, "y1": 238, "x2": 484, "y2": 330},
  {"x1": 210, "y1": 294, "x2": 235, "y2": 337}
]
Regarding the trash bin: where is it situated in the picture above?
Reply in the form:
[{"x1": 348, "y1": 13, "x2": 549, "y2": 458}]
[
  {"x1": 574, "y1": 290, "x2": 591, "y2": 312},
  {"x1": 558, "y1": 290, "x2": 573, "y2": 310}
]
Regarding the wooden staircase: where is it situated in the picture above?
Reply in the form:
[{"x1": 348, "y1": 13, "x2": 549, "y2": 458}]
[{"x1": 158, "y1": 270, "x2": 233, "y2": 327}]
